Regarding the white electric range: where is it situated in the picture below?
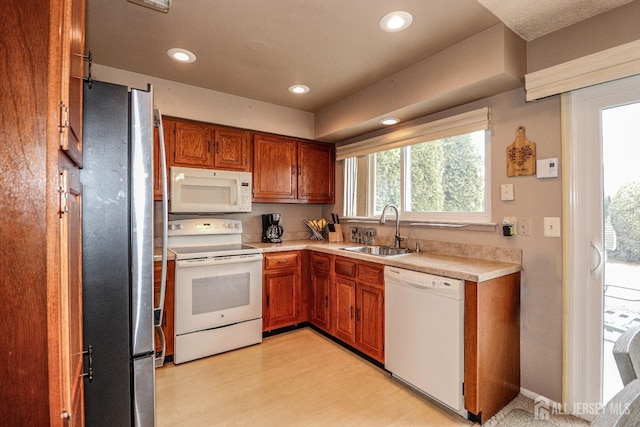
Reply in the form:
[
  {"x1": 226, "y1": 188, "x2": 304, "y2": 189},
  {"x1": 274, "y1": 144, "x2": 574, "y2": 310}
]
[{"x1": 167, "y1": 218, "x2": 263, "y2": 364}]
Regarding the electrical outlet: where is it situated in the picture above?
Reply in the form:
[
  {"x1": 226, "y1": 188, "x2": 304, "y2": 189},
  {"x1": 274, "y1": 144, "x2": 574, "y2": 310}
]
[
  {"x1": 364, "y1": 228, "x2": 376, "y2": 245},
  {"x1": 520, "y1": 217, "x2": 531, "y2": 236},
  {"x1": 350, "y1": 227, "x2": 360, "y2": 243}
]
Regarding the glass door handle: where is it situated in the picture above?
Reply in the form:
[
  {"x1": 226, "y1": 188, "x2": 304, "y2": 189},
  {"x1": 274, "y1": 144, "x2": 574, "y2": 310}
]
[{"x1": 590, "y1": 240, "x2": 603, "y2": 275}]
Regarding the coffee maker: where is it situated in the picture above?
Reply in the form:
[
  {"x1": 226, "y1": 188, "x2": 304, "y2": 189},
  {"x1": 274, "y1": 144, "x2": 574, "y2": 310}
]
[{"x1": 262, "y1": 213, "x2": 284, "y2": 243}]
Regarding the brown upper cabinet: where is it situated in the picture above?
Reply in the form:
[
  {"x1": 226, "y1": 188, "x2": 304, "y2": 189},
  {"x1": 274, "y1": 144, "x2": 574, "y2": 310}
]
[
  {"x1": 60, "y1": 0, "x2": 86, "y2": 167},
  {"x1": 214, "y1": 128, "x2": 252, "y2": 171},
  {"x1": 164, "y1": 117, "x2": 252, "y2": 172},
  {"x1": 253, "y1": 134, "x2": 335, "y2": 204},
  {"x1": 155, "y1": 117, "x2": 335, "y2": 203},
  {"x1": 155, "y1": 117, "x2": 252, "y2": 200}
]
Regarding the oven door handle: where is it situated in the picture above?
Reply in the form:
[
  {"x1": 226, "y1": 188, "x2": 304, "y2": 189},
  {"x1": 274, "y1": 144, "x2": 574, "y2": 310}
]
[{"x1": 176, "y1": 254, "x2": 263, "y2": 268}]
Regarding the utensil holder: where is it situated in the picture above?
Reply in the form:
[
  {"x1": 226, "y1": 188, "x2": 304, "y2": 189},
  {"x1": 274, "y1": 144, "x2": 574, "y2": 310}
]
[
  {"x1": 309, "y1": 229, "x2": 324, "y2": 240},
  {"x1": 304, "y1": 220, "x2": 325, "y2": 240},
  {"x1": 329, "y1": 224, "x2": 343, "y2": 242}
]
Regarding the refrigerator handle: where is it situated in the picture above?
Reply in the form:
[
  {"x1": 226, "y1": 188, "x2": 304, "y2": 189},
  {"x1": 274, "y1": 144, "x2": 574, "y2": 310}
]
[
  {"x1": 153, "y1": 109, "x2": 168, "y2": 327},
  {"x1": 154, "y1": 109, "x2": 168, "y2": 367},
  {"x1": 154, "y1": 325, "x2": 166, "y2": 368}
]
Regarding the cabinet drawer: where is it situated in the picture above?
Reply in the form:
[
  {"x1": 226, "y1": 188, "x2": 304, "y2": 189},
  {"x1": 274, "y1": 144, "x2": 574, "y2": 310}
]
[
  {"x1": 310, "y1": 252, "x2": 331, "y2": 271},
  {"x1": 358, "y1": 262, "x2": 384, "y2": 286},
  {"x1": 264, "y1": 252, "x2": 299, "y2": 270},
  {"x1": 335, "y1": 257, "x2": 356, "y2": 278}
]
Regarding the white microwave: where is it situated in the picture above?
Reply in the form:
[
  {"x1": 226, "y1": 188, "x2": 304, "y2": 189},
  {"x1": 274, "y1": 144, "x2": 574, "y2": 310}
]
[{"x1": 170, "y1": 167, "x2": 252, "y2": 213}]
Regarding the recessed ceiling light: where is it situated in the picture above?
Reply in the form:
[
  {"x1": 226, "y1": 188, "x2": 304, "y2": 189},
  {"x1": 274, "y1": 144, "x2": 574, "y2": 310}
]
[
  {"x1": 167, "y1": 48, "x2": 196, "y2": 63},
  {"x1": 380, "y1": 118, "x2": 400, "y2": 126},
  {"x1": 379, "y1": 11, "x2": 413, "y2": 32},
  {"x1": 288, "y1": 85, "x2": 310, "y2": 94}
]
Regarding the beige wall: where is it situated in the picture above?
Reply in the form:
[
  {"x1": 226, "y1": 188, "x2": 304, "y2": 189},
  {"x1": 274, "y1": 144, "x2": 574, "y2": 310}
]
[
  {"x1": 92, "y1": 64, "x2": 315, "y2": 139},
  {"x1": 327, "y1": 88, "x2": 564, "y2": 401}
]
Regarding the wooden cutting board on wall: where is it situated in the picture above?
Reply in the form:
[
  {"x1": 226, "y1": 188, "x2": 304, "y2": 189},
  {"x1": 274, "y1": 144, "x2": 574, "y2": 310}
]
[{"x1": 507, "y1": 126, "x2": 536, "y2": 176}]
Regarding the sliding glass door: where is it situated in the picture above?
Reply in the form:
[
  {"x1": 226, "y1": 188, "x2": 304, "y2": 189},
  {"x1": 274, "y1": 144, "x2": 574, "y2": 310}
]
[{"x1": 564, "y1": 74, "x2": 640, "y2": 414}]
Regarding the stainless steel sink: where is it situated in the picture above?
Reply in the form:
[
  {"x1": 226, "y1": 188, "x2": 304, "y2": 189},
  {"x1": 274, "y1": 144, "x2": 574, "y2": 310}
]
[{"x1": 341, "y1": 246, "x2": 410, "y2": 257}]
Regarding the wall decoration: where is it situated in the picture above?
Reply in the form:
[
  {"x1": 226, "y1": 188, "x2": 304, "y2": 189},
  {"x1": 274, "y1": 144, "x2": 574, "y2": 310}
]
[{"x1": 507, "y1": 126, "x2": 536, "y2": 176}]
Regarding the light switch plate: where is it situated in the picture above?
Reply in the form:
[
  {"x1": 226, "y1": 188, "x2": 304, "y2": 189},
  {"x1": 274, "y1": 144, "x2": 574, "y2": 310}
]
[
  {"x1": 544, "y1": 217, "x2": 561, "y2": 237},
  {"x1": 501, "y1": 184, "x2": 514, "y2": 201}
]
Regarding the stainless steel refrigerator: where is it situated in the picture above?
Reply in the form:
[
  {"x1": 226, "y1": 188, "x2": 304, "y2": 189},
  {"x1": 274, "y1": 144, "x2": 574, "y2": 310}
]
[{"x1": 81, "y1": 80, "x2": 167, "y2": 426}]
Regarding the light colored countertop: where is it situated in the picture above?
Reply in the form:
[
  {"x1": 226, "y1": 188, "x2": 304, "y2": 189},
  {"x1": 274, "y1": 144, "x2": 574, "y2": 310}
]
[
  {"x1": 154, "y1": 247, "x2": 175, "y2": 262},
  {"x1": 155, "y1": 239, "x2": 520, "y2": 282},
  {"x1": 248, "y1": 240, "x2": 521, "y2": 283}
]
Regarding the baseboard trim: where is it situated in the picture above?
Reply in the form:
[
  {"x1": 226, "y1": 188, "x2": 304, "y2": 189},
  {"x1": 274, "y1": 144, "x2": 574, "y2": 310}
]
[{"x1": 519, "y1": 387, "x2": 591, "y2": 421}]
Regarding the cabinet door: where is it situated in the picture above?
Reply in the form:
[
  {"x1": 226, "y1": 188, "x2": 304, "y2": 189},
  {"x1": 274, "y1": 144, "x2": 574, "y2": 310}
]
[
  {"x1": 334, "y1": 276, "x2": 356, "y2": 344},
  {"x1": 171, "y1": 120, "x2": 212, "y2": 167},
  {"x1": 310, "y1": 268, "x2": 331, "y2": 331},
  {"x1": 59, "y1": 153, "x2": 85, "y2": 426},
  {"x1": 253, "y1": 134, "x2": 297, "y2": 201},
  {"x1": 213, "y1": 128, "x2": 251, "y2": 171},
  {"x1": 264, "y1": 269, "x2": 299, "y2": 330},
  {"x1": 59, "y1": 0, "x2": 86, "y2": 167},
  {"x1": 298, "y1": 141, "x2": 335, "y2": 203},
  {"x1": 355, "y1": 283, "x2": 385, "y2": 362}
]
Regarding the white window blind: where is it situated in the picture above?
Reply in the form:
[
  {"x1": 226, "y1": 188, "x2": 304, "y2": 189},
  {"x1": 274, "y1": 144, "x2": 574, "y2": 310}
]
[
  {"x1": 336, "y1": 107, "x2": 489, "y2": 161},
  {"x1": 343, "y1": 157, "x2": 357, "y2": 217},
  {"x1": 525, "y1": 39, "x2": 640, "y2": 101}
]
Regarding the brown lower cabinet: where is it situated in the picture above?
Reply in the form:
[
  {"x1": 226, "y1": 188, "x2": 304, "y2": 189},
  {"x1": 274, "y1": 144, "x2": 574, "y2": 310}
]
[
  {"x1": 263, "y1": 251, "x2": 303, "y2": 331},
  {"x1": 333, "y1": 256, "x2": 385, "y2": 362},
  {"x1": 304, "y1": 250, "x2": 519, "y2": 422},
  {"x1": 309, "y1": 252, "x2": 333, "y2": 331},
  {"x1": 154, "y1": 260, "x2": 175, "y2": 358},
  {"x1": 307, "y1": 253, "x2": 385, "y2": 363},
  {"x1": 464, "y1": 272, "x2": 521, "y2": 423},
  {"x1": 158, "y1": 248, "x2": 518, "y2": 421}
]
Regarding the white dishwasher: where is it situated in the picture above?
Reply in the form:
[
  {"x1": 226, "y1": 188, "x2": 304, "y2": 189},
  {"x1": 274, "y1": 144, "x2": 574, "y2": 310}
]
[{"x1": 384, "y1": 265, "x2": 465, "y2": 415}]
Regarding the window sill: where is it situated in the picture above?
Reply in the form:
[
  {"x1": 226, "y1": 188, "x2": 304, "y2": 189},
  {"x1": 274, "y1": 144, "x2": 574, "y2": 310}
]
[{"x1": 343, "y1": 217, "x2": 498, "y2": 233}]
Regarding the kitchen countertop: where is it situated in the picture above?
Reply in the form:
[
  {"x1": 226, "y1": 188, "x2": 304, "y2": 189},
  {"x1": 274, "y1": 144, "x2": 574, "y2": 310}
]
[
  {"x1": 248, "y1": 240, "x2": 521, "y2": 282},
  {"x1": 154, "y1": 247, "x2": 175, "y2": 262}
]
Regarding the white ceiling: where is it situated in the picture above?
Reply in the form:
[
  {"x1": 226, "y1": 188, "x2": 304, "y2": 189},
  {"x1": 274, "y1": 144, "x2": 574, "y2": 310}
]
[{"x1": 85, "y1": 0, "x2": 632, "y2": 114}]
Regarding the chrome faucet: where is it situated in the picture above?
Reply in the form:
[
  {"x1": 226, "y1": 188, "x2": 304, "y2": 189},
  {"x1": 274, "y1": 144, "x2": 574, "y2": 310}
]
[{"x1": 380, "y1": 204, "x2": 404, "y2": 248}]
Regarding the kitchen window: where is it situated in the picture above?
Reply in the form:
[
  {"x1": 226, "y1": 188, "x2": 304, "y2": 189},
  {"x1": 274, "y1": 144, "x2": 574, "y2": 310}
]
[{"x1": 339, "y1": 108, "x2": 491, "y2": 223}]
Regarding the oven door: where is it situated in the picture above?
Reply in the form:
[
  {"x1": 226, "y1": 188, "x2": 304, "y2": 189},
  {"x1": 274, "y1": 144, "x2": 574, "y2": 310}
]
[{"x1": 174, "y1": 253, "x2": 262, "y2": 335}]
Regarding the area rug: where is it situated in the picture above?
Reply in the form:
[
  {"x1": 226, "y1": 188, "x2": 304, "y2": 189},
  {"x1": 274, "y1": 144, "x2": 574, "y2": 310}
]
[{"x1": 484, "y1": 394, "x2": 589, "y2": 427}]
